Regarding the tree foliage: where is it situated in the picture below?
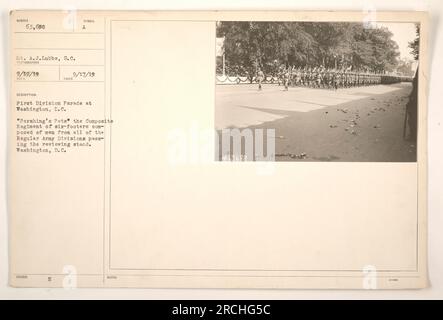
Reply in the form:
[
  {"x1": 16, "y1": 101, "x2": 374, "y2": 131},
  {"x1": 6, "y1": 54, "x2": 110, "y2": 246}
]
[
  {"x1": 217, "y1": 22, "x2": 400, "y2": 75},
  {"x1": 396, "y1": 58, "x2": 415, "y2": 77},
  {"x1": 408, "y1": 23, "x2": 420, "y2": 61}
]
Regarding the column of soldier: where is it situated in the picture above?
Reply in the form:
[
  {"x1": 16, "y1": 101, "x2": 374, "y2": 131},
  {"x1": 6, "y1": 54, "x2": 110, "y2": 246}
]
[{"x1": 276, "y1": 66, "x2": 383, "y2": 89}]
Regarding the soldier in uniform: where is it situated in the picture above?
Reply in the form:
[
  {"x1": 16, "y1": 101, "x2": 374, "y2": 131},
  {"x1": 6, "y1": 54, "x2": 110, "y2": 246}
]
[
  {"x1": 332, "y1": 69, "x2": 338, "y2": 90},
  {"x1": 256, "y1": 68, "x2": 265, "y2": 91},
  {"x1": 294, "y1": 67, "x2": 302, "y2": 87},
  {"x1": 316, "y1": 67, "x2": 324, "y2": 88},
  {"x1": 302, "y1": 67, "x2": 307, "y2": 87},
  {"x1": 283, "y1": 67, "x2": 290, "y2": 91},
  {"x1": 327, "y1": 68, "x2": 334, "y2": 89},
  {"x1": 346, "y1": 70, "x2": 352, "y2": 88},
  {"x1": 291, "y1": 65, "x2": 297, "y2": 87},
  {"x1": 277, "y1": 65, "x2": 285, "y2": 86},
  {"x1": 337, "y1": 69, "x2": 344, "y2": 89},
  {"x1": 350, "y1": 71, "x2": 356, "y2": 87}
]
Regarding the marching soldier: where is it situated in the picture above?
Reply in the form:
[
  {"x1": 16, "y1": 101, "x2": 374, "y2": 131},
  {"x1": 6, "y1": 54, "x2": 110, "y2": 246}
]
[
  {"x1": 295, "y1": 67, "x2": 302, "y2": 87},
  {"x1": 262, "y1": 64, "x2": 401, "y2": 90},
  {"x1": 256, "y1": 68, "x2": 265, "y2": 90},
  {"x1": 283, "y1": 67, "x2": 290, "y2": 90}
]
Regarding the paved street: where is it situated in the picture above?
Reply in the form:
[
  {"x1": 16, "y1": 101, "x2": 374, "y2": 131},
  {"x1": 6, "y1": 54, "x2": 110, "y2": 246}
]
[{"x1": 216, "y1": 83, "x2": 416, "y2": 162}]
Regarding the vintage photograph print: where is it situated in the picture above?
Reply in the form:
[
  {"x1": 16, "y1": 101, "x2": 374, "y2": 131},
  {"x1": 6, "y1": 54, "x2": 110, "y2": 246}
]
[{"x1": 215, "y1": 21, "x2": 420, "y2": 162}]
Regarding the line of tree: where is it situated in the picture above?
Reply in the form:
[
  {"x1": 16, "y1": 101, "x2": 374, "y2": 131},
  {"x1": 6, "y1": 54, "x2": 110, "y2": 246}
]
[
  {"x1": 408, "y1": 23, "x2": 420, "y2": 61},
  {"x1": 216, "y1": 22, "x2": 401, "y2": 77}
]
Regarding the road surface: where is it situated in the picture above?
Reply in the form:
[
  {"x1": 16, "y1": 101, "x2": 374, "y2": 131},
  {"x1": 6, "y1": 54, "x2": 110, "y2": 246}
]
[{"x1": 215, "y1": 83, "x2": 416, "y2": 162}]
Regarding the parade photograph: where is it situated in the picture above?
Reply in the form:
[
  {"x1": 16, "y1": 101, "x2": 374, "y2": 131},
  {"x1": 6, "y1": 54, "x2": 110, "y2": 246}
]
[{"x1": 215, "y1": 21, "x2": 420, "y2": 162}]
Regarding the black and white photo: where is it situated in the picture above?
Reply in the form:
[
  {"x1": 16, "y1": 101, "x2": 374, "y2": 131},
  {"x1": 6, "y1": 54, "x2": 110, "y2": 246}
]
[{"x1": 215, "y1": 21, "x2": 420, "y2": 162}]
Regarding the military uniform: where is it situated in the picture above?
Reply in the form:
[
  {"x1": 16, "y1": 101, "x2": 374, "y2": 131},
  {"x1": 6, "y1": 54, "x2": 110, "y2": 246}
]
[{"x1": 257, "y1": 70, "x2": 264, "y2": 90}]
